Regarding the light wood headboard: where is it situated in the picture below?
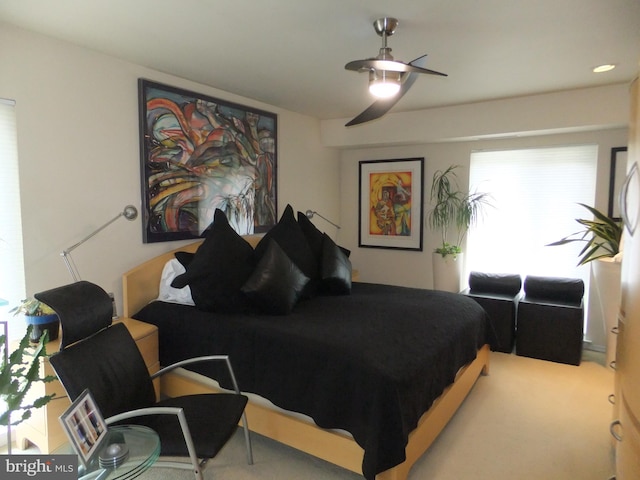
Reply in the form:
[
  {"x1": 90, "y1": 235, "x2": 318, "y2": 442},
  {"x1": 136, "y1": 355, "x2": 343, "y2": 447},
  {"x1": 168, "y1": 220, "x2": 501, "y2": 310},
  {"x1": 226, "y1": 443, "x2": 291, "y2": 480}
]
[{"x1": 122, "y1": 234, "x2": 263, "y2": 318}]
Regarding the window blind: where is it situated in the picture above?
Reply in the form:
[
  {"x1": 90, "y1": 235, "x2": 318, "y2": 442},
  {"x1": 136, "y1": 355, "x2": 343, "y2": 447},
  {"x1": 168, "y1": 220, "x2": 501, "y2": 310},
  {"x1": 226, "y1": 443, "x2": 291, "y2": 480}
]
[
  {"x1": 0, "y1": 98, "x2": 26, "y2": 335},
  {"x1": 467, "y1": 144, "x2": 598, "y2": 284}
]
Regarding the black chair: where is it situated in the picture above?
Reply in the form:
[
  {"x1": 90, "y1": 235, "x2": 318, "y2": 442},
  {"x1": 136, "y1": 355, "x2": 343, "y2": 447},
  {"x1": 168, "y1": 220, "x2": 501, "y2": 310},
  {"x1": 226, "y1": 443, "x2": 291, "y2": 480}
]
[
  {"x1": 461, "y1": 272, "x2": 522, "y2": 353},
  {"x1": 515, "y1": 275, "x2": 585, "y2": 366},
  {"x1": 36, "y1": 281, "x2": 253, "y2": 480}
]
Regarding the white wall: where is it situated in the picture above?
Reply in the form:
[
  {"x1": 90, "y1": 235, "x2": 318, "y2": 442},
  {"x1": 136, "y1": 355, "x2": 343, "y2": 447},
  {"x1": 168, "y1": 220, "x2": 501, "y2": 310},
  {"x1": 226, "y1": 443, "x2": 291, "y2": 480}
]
[
  {"x1": 326, "y1": 75, "x2": 632, "y2": 352},
  {"x1": 0, "y1": 23, "x2": 340, "y2": 318},
  {"x1": 321, "y1": 84, "x2": 629, "y2": 147},
  {"x1": 0, "y1": 22, "x2": 632, "y2": 350},
  {"x1": 338, "y1": 129, "x2": 629, "y2": 349}
]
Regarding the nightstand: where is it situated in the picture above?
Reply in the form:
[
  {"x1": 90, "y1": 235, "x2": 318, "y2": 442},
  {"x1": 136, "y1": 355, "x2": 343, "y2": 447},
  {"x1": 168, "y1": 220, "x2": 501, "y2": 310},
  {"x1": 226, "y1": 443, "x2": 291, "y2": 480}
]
[{"x1": 15, "y1": 318, "x2": 159, "y2": 454}]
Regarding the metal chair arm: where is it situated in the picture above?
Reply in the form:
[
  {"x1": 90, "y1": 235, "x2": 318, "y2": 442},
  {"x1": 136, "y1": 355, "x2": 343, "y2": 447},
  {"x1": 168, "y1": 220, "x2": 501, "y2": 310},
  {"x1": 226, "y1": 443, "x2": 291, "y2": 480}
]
[
  {"x1": 106, "y1": 406, "x2": 202, "y2": 480},
  {"x1": 150, "y1": 355, "x2": 242, "y2": 394}
]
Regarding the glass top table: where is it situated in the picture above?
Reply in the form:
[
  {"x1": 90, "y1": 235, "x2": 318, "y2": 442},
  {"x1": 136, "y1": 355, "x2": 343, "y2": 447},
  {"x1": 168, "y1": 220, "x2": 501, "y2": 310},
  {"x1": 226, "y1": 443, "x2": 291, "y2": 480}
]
[{"x1": 59, "y1": 425, "x2": 160, "y2": 480}]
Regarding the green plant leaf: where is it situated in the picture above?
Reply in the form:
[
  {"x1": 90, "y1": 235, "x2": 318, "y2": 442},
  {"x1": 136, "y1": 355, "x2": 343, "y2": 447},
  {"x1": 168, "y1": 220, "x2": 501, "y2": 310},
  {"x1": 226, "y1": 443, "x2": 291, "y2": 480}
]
[
  {"x1": 546, "y1": 203, "x2": 622, "y2": 265},
  {"x1": 428, "y1": 165, "x2": 491, "y2": 254},
  {"x1": 0, "y1": 326, "x2": 56, "y2": 427}
]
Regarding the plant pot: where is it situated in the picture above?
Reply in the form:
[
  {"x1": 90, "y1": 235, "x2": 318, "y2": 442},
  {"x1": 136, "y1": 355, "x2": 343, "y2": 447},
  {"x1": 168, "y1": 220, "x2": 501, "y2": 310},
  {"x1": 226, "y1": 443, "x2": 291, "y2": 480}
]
[
  {"x1": 25, "y1": 314, "x2": 59, "y2": 344},
  {"x1": 591, "y1": 258, "x2": 622, "y2": 366},
  {"x1": 432, "y1": 252, "x2": 464, "y2": 293}
]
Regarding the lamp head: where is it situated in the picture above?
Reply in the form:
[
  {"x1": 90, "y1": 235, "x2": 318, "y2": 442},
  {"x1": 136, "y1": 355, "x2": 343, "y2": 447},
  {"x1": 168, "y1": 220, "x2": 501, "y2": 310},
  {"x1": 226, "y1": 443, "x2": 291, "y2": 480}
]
[
  {"x1": 304, "y1": 209, "x2": 340, "y2": 229},
  {"x1": 123, "y1": 205, "x2": 138, "y2": 221}
]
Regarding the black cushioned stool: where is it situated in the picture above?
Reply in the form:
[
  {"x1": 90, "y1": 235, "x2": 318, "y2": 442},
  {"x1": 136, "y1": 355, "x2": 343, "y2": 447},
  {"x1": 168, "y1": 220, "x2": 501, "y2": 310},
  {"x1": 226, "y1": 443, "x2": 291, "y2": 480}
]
[
  {"x1": 516, "y1": 275, "x2": 585, "y2": 366},
  {"x1": 462, "y1": 272, "x2": 522, "y2": 353}
]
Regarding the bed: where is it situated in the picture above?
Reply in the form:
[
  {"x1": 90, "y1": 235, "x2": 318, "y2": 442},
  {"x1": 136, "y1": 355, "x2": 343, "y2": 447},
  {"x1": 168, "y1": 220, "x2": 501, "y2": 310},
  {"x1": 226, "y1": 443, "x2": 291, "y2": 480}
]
[{"x1": 122, "y1": 213, "x2": 492, "y2": 480}]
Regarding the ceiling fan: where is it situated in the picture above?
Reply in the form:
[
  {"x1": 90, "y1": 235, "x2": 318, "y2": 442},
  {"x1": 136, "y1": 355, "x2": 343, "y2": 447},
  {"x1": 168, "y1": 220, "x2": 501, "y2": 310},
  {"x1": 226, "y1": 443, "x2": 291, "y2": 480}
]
[{"x1": 344, "y1": 17, "x2": 447, "y2": 127}]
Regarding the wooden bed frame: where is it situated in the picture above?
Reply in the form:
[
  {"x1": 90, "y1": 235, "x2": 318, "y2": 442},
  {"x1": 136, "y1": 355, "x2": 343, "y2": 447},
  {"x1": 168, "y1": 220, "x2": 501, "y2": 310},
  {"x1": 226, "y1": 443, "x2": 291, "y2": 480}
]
[{"x1": 122, "y1": 238, "x2": 491, "y2": 480}]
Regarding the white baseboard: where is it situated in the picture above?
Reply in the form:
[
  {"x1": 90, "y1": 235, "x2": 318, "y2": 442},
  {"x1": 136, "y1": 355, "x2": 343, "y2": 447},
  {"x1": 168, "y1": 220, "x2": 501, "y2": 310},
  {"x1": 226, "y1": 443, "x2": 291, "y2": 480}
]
[{"x1": 583, "y1": 340, "x2": 606, "y2": 353}]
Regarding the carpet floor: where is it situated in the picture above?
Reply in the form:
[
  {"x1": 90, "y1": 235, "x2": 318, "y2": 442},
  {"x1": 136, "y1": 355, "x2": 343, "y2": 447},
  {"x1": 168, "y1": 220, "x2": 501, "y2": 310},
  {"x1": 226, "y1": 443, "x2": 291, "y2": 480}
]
[{"x1": 137, "y1": 350, "x2": 616, "y2": 480}]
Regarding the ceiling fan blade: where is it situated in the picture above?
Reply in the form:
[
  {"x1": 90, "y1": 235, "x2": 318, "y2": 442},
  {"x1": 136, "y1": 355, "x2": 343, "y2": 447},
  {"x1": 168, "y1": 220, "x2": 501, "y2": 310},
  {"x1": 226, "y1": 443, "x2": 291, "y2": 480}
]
[
  {"x1": 345, "y1": 58, "x2": 447, "y2": 76},
  {"x1": 408, "y1": 54, "x2": 428, "y2": 67},
  {"x1": 345, "y1": 59, "x2": 377, "y2": 72},
  {"x1": 345, "y1": 71, "x2": 420, "y2": 127}
]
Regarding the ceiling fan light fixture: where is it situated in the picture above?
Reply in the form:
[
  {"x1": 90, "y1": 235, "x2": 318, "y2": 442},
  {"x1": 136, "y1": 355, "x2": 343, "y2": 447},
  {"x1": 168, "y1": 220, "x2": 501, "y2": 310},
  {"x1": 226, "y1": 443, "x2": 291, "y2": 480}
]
[{"x1": 369, "y1": 69, "x2": 401, "y2": 98}]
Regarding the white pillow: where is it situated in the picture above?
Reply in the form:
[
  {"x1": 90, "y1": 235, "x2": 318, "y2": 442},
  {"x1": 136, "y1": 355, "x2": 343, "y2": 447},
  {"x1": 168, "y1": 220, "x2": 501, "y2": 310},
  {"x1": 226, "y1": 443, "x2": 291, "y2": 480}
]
[{"x1": 157, "y1": 259, "x2": 195, "y2": 306}]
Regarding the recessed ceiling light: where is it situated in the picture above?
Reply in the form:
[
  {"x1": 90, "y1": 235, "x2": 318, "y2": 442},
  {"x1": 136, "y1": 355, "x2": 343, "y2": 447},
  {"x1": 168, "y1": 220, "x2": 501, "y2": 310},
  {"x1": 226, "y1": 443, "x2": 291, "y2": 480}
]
[{"x1": 593, "y1": 64, "x2": 616, "y2": 73}]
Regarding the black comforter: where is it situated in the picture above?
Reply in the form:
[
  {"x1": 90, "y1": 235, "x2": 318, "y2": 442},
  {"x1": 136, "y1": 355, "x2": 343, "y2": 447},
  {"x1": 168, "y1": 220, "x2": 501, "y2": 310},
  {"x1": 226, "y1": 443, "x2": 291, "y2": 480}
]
[{"x1": 134, "y1": 282, "x2": 491, "y2": 479}]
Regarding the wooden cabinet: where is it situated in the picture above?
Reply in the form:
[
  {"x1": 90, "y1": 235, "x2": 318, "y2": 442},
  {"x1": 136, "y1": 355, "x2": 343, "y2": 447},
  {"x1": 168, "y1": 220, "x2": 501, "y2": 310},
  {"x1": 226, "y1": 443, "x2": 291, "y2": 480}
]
[
  {"x1": 15, "y1": 318, "x2": 158, "y2": 454},
  {"x1": 613, "y1": 75, "x2": 640, "y2": 479}
]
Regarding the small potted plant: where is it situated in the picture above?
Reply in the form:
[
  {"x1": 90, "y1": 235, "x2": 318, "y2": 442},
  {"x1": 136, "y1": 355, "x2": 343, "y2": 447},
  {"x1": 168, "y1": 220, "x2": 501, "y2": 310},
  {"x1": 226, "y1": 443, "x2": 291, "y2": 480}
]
[
  {"x1": 428, "y1": 165, "x2": 491, "y2": 291},
  {"x1": 10, "y1": 298, "x2": 60, "y2": 343}
]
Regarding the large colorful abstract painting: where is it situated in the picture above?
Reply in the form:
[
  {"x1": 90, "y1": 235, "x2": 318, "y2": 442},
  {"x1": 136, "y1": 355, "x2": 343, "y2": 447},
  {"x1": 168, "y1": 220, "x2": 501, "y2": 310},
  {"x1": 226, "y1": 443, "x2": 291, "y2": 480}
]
[
  {"x1": 358, "y1": 158, "x2": 424, "y2": 251},
  {"x1": 138, "y1": 79, "x2": 277, "y2": 243}
]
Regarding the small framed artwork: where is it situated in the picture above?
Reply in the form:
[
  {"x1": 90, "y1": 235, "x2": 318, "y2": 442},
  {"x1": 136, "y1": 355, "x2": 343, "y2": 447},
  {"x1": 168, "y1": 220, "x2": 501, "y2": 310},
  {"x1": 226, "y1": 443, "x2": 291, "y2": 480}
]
[
  {"x1": 138, "y1": 79, "x2": 278, "y2": 243},
  {"x1": 60, "y1": 389, "x2": 108, "y2": 467},
  {"x1": 359, "y1": 158, "x2": 424, "y2": 250},
  {"x1": 609, "y1": 147, "x2": 628, "y2": 220}
]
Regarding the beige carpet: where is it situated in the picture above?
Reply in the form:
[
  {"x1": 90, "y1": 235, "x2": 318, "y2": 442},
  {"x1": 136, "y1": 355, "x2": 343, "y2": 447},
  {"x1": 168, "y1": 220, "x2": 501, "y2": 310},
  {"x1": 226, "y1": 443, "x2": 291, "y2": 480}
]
[{"x1": 142, "y1": 351, "x2": 616, "y2": 480}]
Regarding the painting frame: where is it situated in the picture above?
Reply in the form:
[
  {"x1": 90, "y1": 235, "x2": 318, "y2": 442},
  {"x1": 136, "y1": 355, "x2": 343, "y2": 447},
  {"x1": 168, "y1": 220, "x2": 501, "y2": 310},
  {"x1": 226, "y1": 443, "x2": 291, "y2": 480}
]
[
  {"x1": 609, "y1": 146, "x2": 628, "y2": 220},
  {"x1": 358, "y1": 158, "x2": 424, "y2": 251},
  {"x1": 59, "y1": 389, "x2": 108, "y2": 467},
  {"x1": 138, "y1": 79, "x2": 278, "y2": 243}
]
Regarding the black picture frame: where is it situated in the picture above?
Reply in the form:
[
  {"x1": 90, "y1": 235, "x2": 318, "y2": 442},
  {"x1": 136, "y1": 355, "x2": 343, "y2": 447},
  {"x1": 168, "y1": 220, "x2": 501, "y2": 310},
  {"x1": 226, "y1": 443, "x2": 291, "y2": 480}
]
[
  {"x1": 358, "y1": 158, "x2": 424, "y2": 251},
  {"x1": 138, "y1": 79, "x2": 278, "y2": 243},
  {"x1": 609, "y1": 146, "x2": 628, "y2": 220}
]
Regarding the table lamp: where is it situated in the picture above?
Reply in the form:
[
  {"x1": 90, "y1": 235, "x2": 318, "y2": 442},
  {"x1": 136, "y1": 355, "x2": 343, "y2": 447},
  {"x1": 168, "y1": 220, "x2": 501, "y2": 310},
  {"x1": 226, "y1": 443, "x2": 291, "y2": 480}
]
[
  {"x1": 305, "y1": 210, "x2": 341, "y2": 229},
  {"x1": 61, "y1": 205, "x2": 138, "y2": 282}
]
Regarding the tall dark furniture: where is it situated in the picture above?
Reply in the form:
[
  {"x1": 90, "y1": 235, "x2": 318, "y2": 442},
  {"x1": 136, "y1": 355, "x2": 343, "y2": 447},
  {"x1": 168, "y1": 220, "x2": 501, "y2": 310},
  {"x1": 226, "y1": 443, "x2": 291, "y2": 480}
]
[
  {"x1": 515, "y1": 275, "x2": 585, "y2": 366},
  {"x1": 462, "y1": 272, "x2": 522, "y2": 353}
]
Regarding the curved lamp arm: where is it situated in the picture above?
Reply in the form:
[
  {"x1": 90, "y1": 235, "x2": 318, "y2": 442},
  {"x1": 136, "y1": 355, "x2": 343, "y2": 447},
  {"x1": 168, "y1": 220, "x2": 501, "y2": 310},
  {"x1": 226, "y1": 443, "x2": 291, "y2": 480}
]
[
  {"x1": 305, "y1": 210, "x2": 341, "y2": 229},
  {"x1": 60, "y1": 205, "x2": 138, "y2": 281}
]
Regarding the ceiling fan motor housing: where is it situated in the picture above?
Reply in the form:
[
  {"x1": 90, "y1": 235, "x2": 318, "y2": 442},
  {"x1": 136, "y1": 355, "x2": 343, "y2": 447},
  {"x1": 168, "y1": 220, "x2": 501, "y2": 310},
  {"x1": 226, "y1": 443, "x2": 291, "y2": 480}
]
[{"x1": 374, "y1": 17, "x2": 398, "y2": 37}]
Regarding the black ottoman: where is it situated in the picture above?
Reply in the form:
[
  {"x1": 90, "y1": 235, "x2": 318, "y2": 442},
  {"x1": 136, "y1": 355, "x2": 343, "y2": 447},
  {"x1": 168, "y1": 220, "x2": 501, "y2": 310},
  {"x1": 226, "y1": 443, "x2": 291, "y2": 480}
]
[
  {"x1": 516, "y1": 275, "x2": 584, "y2": 366},
  {"x1": 462, "y1": 272, "x2": 522, "y2": 353}
]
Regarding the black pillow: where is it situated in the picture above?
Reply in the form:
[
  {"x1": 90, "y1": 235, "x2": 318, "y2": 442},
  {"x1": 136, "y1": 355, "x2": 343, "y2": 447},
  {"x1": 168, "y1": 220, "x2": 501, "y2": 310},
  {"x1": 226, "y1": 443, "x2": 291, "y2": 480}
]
[
  {"x1": 297, "y1": 211, "x2": 324, "y2": 262},
  {"x1": 171, "y1": 209, "x2": 255, "y2": 312},
  {"x1": 297, "y1": 210, "x2": 351, "y2": 259},
  {"x1": 255, "y1": 205, "x2": 318, "y2": 294},
  {"x1": 523, "y1": 275, "x2": 584, "y2": 304},
  {"x1": 468, "y1": 272, "x2": 521, "y2": 295},
  {"x1": 174, "y1": 251, "x2": 195, "y2": 267},
  {"x1": 320, "y1": 233, "x2": 352, "y2": 295},
  {"x1": 242, "y1": 240, "x2": 310, "y2": 315}
]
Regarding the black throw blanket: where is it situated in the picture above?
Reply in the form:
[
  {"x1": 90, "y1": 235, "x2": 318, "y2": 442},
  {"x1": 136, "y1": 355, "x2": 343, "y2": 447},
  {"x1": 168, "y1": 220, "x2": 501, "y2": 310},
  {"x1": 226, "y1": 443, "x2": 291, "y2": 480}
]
[{"x1": 134, "y1": 283, "x2": 490, "y2": 479}]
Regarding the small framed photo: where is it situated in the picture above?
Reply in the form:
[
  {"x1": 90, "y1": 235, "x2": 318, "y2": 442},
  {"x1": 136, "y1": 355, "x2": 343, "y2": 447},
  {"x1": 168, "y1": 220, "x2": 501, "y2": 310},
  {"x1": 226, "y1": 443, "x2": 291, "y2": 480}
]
[
  {"x1": 359, "y1": 158, "x2": 424, "y2": 251},
  {"x1": 60, "y1": 389, "x2": 108, "y2": 467}
]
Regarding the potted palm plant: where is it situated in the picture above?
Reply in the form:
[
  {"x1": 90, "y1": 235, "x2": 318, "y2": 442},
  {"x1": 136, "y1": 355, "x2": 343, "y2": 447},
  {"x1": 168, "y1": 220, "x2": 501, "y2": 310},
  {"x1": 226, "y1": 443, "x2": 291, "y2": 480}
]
[
  {"x1": 546, "y1": 203, "x2": 622, "y2": 265},
  {"x1": 547, "y1": 203, "x2": 623, "y2": 364},
  {"x1": 428, "y1": 165, "x2": 491, "y2": 292},
  {"x1": 10, "y1": 298, "x2": 60, "y2": 343}
]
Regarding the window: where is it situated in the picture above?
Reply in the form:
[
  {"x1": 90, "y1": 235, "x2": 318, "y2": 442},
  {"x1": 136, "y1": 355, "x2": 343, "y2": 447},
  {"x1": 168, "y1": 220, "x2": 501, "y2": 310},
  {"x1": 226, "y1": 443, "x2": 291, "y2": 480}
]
[
  {"x1": 0, "y1": 98, "x2": 26, "y2": 339},
  {"x1": 467, "y1": 144, "x2": 598, "y2": 291}
]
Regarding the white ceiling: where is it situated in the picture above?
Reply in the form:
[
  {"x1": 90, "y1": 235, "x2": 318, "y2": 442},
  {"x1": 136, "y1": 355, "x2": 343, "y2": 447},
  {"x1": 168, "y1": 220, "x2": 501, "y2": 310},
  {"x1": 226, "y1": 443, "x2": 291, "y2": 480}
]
[{"x1": 1, "y1": 0, "x2": 639, "y2": 123}]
